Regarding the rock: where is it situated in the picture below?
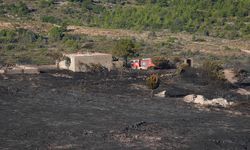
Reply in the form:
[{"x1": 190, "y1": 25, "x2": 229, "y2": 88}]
[
  {"x1": 236, "y1": 88, "x2": 250, "y2": 96},
  {"x1": 0, "y1": 69, "x2": 5, "y2": 74},
  {"x1": 183, "y1": 94, "x2": 234, "y2": 108},
  {"x1": 193, "y1": 95, "x2": 206, "y2": 105},
  {"x1": 154, "y1": 91, "x2": 166, "y2": 98},
  {"x1": 210, "y1": 98, "x2": 234, "y2": 107},
  {"x1": 183, "y1": 94, "x2": 195, "y2": 103}
]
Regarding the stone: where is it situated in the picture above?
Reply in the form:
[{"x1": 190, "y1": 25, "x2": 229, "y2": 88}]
[
  {"x1": 183, "y1": 94, "x2": 234, "y2": 108},
  {"x1": 154, "y1": 91, "x2": 166, "y2": 98}
]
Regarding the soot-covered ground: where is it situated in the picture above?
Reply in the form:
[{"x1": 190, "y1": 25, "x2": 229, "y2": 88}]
[{"x1": 0, "y1": 70, "x2": 249, "y2": 150}]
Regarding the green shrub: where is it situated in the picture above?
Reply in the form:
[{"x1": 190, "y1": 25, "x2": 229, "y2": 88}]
[
  {"x1": 16, "y1": 28, "x2": 39, "y2": 43},
  {"x1": 6, "y1": 44, "x2": 15, "y2": 50},
  {"x1": 41, "y1": 16, "x2": 62, "y2": 24},
  {"x1": 176, "y1": 63, "x2": 190, "y2": 75},
  {"x1": 39, "y1": 0, "x2": 54, "y2": 8},
  {"x1": 0, "y1": 29, "x2": 16, "y2": 43},
  {"x1": 64, "y1": 40, "x2": 79, "y2": 51},
  {"x1": 7, "y1": 2, "x2": 29, "y2": 16},
  {"x1": 112, "y1": 38, "x2": 136, "y2": 66},
  {"x1": 48, "y1": 27, "x2": 65, "y2": 41},
  {"x1": 192, "y1": 35, "x2": 206, "y2": 42}
]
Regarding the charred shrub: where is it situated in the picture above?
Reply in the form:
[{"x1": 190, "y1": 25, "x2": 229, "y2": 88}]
[
  {"x1": 89, "y1": 63, "x2": 107, "y2": 72},
  {"x1": 78, "y1": 63, "x2": 108, "y2": 73},
  {"x1": 64, "y1": 56, "x2": 71, "y2": 68},
  {"x1": 152, "y1": 57, "x2": 175, "y2": 69},
  {"x1": 235, "y1": 68, "x2": 248, "y2": 83},
  {"x1": 79, "y1": 63, "x2": 108, "y2": 73},
  {"x1": 180, "y1": 61, "x2": 228, "y2": 87}
]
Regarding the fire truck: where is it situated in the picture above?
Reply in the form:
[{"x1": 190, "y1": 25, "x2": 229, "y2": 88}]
[{"x1": 130, "y1": 58, "x2": 155, "y2": 70}]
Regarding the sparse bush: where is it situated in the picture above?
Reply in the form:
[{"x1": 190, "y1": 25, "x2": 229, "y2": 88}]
[
  {"x1": 16, "y1": 28, "x2": 39, "y2": 43},
  {"x1": 41, "y1": 16, "x2": 62, "y2": 24},
  {"x1": 146, "y1": 74, "x2": 160, "y2": 97},
  {"x1": 6, "y1": 44, "x2": 15, "y2": 50},
  {"x1": 48, "y1": 27, "x2": 65, "y2": 41},
  {"x1": 201, "y1": 60, "x2": 225, "y2": 81},
  {"x1": 39, "y1": 0, "x2": 54, "y2": 8},
  {"x1": 176, "y1": 63, "x2": 190, "y2": 75},
  {"x1": 192, "y1": 35, "x2": 206, "y2": 42},
  {"x1": 64, "y1": 40, "x2": 79, "y2": 51},
  {"x1": 148, "y1": 31, "x2": 156, "y2": 39},
  {"x1": 46, "y1": 51, "x2": 63, "y2": 68},
  {"x1": 171, "y1": 56, "x2": 182, "y2": 63},
  {"x1": 7, "y1": 2, "x2": 29, "y2": 16}
]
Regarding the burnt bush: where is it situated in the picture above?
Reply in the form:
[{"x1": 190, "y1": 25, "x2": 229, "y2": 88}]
[
  {"x1": 180, "y1": 61, "x2": 229, "y2": 88},
  {"x1": 79, "y1": 63, "x2": 108, "y2": 73},
  {"x1": 152, "y1": 57, "x2": 175, "y2": 69},
  {"x1": 235, "y1": 68, "x2": 248, "y2": 83}
]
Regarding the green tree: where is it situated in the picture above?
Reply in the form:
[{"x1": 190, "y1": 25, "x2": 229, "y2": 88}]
[{"x1": 112, "y1": 39, "x2": 136, "y2": 66}]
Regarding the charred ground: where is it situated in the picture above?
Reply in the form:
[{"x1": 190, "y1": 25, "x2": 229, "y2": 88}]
[{"x1": 0, "y1": 70, "x2": 249, "y2": 149}]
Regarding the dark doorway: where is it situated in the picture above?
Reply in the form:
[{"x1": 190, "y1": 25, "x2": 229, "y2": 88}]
[{"x1": 186, "y1": 59, "x2": 192, "y2": 67}]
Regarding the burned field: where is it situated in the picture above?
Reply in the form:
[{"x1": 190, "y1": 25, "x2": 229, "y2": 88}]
[{"x1": 0, "y1": 70, "x2": 250, "y2": 150}]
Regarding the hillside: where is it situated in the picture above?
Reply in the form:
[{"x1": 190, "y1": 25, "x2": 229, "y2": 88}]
[
  {"x1": 0, "y1": 0, "x2": 250, "y2": 69},
  {"x1": 1, "y1": 0, "x2": 250, "y2": 38}
]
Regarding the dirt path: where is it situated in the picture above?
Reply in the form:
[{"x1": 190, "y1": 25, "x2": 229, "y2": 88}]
[
  {"x1": 67, "y1": 25, "x2": 149, "y2": 40},
  {"x1": 241, "y1": 49, "x2": 250, "y2": 54},
  {"x1": 0, "y1": 21, "x2": 53, "y2": 33}
]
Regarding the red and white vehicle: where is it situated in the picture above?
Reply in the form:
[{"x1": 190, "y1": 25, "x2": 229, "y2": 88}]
[{"x1": 130, "y1": 58, "x2": 155, "y2": 70}]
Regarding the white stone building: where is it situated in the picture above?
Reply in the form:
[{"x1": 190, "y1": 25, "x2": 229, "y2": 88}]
[{"x1": 59, "y1": 53, "x2": 113, "y2": 72}]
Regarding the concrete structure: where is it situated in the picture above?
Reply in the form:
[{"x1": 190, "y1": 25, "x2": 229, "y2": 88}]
[
  {"x1": 59, "y1": 53, "x2": 113, "y2": 72},
  {"x1": 184, "y1": 58, "x2": 193, "y2": 67}
]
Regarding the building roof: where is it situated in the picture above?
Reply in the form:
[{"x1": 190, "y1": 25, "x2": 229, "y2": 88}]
[{"x1": 65, "y1": 52, "x2": 111, "y2": 57}]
